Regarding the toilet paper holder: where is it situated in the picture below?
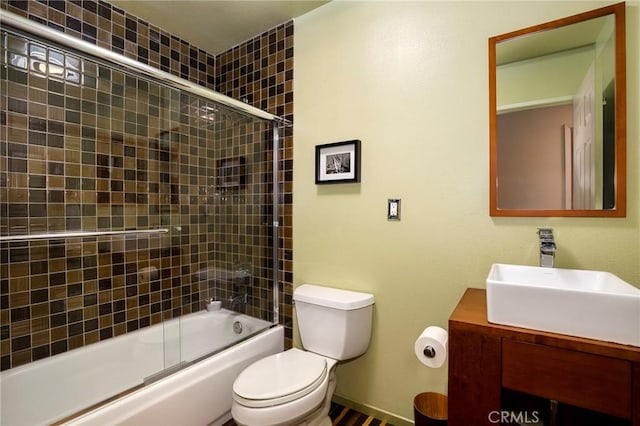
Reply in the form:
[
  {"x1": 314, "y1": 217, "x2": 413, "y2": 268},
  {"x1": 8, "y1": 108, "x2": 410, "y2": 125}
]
[
  {"x1": 415, "y1": 326, "x2": 447, "y2": 368},
  {"x1": 423, "y1": 346, "x2": 436, "y2": 358}
]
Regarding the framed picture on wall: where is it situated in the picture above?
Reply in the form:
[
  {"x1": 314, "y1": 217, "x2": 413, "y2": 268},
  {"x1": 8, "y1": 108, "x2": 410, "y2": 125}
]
[{"x1": 315, "y1": 140, "x2": 361, "y2": 184}]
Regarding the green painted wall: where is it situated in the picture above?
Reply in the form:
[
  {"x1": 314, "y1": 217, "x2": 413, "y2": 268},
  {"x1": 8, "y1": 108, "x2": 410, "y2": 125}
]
[
  {"x1": 497, "y1": 47, "x2": 595, "y2": 107},
  {"x1": 293, "y1": 1, "x2": 639, "y2": 423}
]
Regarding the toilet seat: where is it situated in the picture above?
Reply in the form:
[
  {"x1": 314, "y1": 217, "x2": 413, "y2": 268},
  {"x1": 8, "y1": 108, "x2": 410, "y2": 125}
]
[{"x1": 233, "y1": 349, "x2": 327, "y2": 408}]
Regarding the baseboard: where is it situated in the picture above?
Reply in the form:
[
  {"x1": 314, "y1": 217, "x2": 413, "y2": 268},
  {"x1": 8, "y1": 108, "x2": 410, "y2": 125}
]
[{"x1": 332, "y1": 394, "x2": 414, "y2": 426}]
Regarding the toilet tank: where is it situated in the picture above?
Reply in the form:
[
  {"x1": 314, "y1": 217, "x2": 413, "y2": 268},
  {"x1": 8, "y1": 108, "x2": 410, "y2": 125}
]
[{"x1": 293, "y1": 284, "x2": 374, "y2": 360}]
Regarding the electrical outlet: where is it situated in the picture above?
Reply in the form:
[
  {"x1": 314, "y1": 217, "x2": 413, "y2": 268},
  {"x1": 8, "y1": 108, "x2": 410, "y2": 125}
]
[{"x1": 388, "y1": 199, "x2": 400, "y2": 221}]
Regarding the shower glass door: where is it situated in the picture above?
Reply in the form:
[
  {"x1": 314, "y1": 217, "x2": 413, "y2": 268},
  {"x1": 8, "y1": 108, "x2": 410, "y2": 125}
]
[{"x1": 1, "y1": 24, "x2": 277, "y2": 411}]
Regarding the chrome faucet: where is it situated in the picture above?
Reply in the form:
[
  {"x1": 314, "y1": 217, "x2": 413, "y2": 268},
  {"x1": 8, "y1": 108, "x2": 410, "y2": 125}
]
[
  {"x1": 538, "y1": 228, "x2": 556, "y2": 267},
  {"x1": 228, "y1": 293, "x2": 247, "y2": 311}
]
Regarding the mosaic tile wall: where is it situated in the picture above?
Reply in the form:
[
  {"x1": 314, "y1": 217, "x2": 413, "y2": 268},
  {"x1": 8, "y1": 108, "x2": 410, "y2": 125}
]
[
  {"x1": 216, "y1": 21, "x2": 295, "y2": 348},
  {"x1": 0, "y1": 0, "x2": 294, "y2": 371}
]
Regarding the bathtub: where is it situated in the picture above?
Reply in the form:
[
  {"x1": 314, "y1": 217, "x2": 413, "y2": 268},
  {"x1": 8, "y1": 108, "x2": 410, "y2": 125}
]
[{"x1": 0, "y1": 309, "x2": 283, "y2": 426}]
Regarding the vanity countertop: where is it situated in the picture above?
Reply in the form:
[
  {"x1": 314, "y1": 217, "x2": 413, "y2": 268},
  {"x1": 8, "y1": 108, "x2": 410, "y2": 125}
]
[{"x1": 450, "y1": 288, "x2": 640, "y2": 362}]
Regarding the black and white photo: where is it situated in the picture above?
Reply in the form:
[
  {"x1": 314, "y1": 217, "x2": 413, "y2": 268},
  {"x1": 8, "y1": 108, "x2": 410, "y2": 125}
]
[{"x1": 315, "y1": 140, "x2": 361, "y2": 184}]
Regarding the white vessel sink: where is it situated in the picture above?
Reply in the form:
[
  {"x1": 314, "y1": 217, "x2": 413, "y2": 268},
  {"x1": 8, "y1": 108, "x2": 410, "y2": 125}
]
[{"x1": 486, "y1": 263, "x2": 640, "y2": 346}]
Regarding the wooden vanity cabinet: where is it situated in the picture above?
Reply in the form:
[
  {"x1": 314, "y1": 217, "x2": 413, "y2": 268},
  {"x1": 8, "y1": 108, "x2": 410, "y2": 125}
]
[{"x1": 448, "y1": 288, "x2": 640, "y2": 426}]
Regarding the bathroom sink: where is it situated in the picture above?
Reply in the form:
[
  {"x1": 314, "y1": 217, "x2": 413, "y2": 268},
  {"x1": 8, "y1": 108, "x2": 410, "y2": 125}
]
[{"x1": 486, "y1": 263, "x2": 640, "y2": 346}]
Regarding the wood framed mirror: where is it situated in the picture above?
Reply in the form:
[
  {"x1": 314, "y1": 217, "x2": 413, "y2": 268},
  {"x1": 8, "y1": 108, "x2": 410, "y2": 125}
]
[{"x1": 489, "y1": 2, "x2": 626, "y2": 217}]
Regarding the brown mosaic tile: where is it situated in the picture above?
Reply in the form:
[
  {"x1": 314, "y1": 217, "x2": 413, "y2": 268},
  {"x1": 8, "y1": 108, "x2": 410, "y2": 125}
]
[{"x1": 0, "y1": 0, "x2": 294, "y2": 371}]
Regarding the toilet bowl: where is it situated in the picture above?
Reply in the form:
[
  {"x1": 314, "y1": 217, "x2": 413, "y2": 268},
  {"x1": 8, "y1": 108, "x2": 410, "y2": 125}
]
[
  {"x1": 231, "y1": 349, "x2": 337, "y2": 426},
  {"x1": 231, "y1": 284, "x2": 374, "y2": 426}
]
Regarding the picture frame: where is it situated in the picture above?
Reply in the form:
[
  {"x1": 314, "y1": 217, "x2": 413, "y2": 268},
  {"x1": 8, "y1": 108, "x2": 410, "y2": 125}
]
[{"x1": 315, "y1": 140, "x2": 361, "y2": 184}]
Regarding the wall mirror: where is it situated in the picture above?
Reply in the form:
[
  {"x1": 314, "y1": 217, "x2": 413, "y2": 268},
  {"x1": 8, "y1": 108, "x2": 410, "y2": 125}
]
[{"x1": 489, "y1": 2, "x2": 626, "y2": 217}]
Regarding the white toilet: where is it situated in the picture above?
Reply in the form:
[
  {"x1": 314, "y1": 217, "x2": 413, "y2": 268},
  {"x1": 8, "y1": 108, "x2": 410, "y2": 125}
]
[{"x1": 231, "y1": 284, "x2": 375, "y2": 426}]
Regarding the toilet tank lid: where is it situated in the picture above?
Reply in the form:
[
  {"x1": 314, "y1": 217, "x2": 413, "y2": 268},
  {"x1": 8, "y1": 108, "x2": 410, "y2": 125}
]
[{"x1": 294, "y1": 284, "x2": 374, "y2": 310}]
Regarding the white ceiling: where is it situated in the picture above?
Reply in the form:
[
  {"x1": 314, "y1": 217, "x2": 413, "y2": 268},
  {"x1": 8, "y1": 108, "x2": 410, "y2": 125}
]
[{"x1": 110, "y1": 0, "x2": 329, "y2": 55}]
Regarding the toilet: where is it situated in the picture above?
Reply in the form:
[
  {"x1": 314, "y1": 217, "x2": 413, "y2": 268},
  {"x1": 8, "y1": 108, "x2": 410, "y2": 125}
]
[{"x1": 231, "y1": 284, "x2": 375, "y2": 426}]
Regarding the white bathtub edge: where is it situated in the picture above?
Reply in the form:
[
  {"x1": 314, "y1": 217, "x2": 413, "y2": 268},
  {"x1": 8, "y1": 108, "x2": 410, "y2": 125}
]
[{"x1": 65, "y1": 325, "x2": 284, "y2": 426}]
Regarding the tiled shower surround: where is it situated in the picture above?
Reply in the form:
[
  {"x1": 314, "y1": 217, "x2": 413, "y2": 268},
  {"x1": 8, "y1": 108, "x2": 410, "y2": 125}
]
[{"x1": 0, "y1": 0, "x2": 294, "y2": 371}]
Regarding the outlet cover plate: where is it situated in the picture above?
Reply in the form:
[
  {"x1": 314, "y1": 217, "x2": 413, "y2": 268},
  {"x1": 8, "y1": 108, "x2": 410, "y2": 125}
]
[{"x1": 388, "y1": 199, "x2": 400, "y2": 221}]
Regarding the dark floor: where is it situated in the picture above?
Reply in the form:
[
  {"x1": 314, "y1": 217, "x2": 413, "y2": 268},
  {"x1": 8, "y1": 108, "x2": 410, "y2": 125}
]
[
  {"x1": 329, "y1": 401, "x2": 393, "y2": 426},
  {"x1": 223, "y1": 401, "x2": 392, "y2": 426}
]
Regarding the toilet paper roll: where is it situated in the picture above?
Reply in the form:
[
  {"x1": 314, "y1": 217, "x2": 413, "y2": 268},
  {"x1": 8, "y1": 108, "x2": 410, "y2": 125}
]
[{"x1": 414, "y1": 326, "x2": 448, "y2": 368}]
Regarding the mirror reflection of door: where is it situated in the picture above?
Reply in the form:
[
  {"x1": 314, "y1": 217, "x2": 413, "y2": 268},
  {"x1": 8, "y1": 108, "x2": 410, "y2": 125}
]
[
  {"x1": 492, "y1": 9, "x2": 621, "y2": 213},
  {"x1": 497, "y1": 58, "x2": 599, "y2": 211},
  {"x1": 496, "y1": 44, "x2": 595, "y2": 210},
  {"x1": 572, "y1": 62, "x2": 595, "y2": 210}
]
